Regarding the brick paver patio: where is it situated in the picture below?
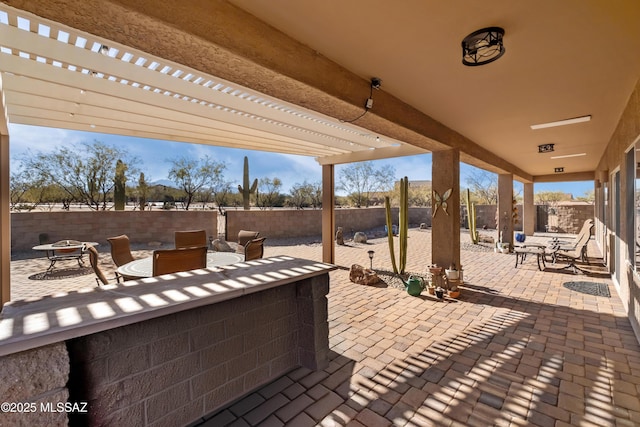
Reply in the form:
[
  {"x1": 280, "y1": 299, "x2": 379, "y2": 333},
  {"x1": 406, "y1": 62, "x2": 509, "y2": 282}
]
[{"x1": 7, "y1": 229, "x2": 640, "y2": 426}]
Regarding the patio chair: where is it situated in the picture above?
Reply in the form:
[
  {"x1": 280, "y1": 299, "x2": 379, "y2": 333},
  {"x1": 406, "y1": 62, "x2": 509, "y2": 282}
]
[
  {"x1": 107, "y1": 234, "x2": 136, "y2": 282},
  {"x1": 244, "y1": 237, "x2": 266, "y2": 261},
  {"x1": 175, "y1": 229, "x2": 207, "y2": 249},
  {"x1": 548, "y1": 220, "x2": 594, "y2": 262},
  {"x1": 549, "y1": 231, "x2": 592, "y2": 273},
  {"x1": 152, "y1": 246, "x2": 207, "y2": 276},
  {"x1": 548, "y1": 219, "x2": 593, "y2": 246},
  {"x1": 237, "y1": 230, "x2": 260, "y2": 254},
  {"x1": 87, "y1": 245, "x2": 109, "y2": 286}
]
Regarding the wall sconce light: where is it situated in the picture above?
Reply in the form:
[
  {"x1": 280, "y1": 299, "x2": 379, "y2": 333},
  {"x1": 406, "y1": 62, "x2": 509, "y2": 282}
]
[
  {"x1": 538, "y1": 143, "x2": 555, "y2": 153},
  {"x1": 462, "y1": 27, "x2": 505, "y2": 66},
  {"x1": 367, "y1": 250, "x2": 375, "y2": 270}
]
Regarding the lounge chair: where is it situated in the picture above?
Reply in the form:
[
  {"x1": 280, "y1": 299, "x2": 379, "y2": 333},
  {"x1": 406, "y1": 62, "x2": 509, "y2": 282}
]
[
  {"x1": 549, "y1": 231, "x2": 592, "y2": 273},
  {"x1": 152, "y1": 246, "x2": 207, "y2": 276},
  {"x1": 175, "y1": 230, "x2": 208, "y2": 249},
  {"x1": 548, "y1": 219, "x2": 594, "y2": 262}
]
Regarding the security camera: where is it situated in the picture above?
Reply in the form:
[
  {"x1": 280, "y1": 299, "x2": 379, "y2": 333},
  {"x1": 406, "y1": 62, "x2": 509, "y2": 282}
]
[{"x1": 371, "y1": 77, "x2": 382, "y2": 89}]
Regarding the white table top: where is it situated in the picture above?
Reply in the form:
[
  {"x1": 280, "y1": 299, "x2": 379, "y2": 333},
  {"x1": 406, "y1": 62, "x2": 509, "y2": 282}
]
[
  {"x1": 32, "y1": 241, "x2": 99, "y2": 251},
  {"x1": 117, "y1": 251, "x2": 245, "y2": 278}
]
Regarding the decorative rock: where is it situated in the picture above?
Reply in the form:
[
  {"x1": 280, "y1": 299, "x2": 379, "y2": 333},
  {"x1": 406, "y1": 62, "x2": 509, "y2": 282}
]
[
  {"x1": 213, "y1": 239, "x2": 234, "y2": 252},
  {"x1": 478, "y1": 234, "x2": 494, "y2": 244},
  {"x1": 353, "y1": 232, "x2": 367, "y2": 243},
  {"x1": 349, "y1": 264, "x2": 380, "y2": 285},
  {"x1": 420, "y1": 223, "x2": 428, "y2": 229},
  {"x1": 335, "y1": 227, "x2": 344, "y2": 245}
]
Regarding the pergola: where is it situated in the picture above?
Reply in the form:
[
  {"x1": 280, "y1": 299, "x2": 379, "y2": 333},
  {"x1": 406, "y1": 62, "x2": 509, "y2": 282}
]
[{"x1": 2, "y1": 0, "x2": 640, "y2": 305}]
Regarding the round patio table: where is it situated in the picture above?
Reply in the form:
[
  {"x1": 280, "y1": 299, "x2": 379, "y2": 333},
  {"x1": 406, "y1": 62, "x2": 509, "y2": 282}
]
[
  {"x1": 117, "y1": 251, "x2": 244, "y2": 278},
  {"x1": 32, "y1": 241, "x2": 99, "y2": 271}
]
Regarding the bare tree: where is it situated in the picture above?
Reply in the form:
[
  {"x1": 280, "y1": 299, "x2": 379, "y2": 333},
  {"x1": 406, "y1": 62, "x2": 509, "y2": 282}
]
[
  {"x1": 465, "y1": 169, "x2": 498, "y2": 204},
  {"x1": 211, "y1": 181, "x2": 234, "y2": 214},
  {"x1": 284, "y1": 180, "x2": 322, "y2": 209},
  {"x1": 167, "y1": 155, "x2": 226, "y2": 210},
  {"x1": 256, "y1": 177, "x2": 283, "y2": 210},
  {"x1": 338, "y1": 162, "x2": 395, "y2": 207},
  {"x1": 20, "y1": 140, "x2": 139, "y2": 210}
]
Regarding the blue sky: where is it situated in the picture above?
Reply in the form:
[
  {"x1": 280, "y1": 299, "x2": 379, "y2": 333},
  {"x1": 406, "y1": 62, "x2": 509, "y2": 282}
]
[{"x1": 8, "y1": 123, "x2": 593, "y2": 197}]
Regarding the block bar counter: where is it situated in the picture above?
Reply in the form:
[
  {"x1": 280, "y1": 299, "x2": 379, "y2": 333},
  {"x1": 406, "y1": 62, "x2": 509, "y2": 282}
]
[{"x1": 0, "y1": 256, "x2": 335, "y2": 426}]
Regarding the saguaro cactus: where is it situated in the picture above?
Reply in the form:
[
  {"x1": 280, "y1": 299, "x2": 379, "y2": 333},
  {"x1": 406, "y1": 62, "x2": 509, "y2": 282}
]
[
  {"x1": 385, "y1": 176, "x2": 409, "y2": 274},
  {"x1": 114, "y1": 159, "x2": 127, "y2": 211},
  {"x1": 138, "y1": 172, "x2": 148, "y2": 212},
  {"x1": 237, "y1": 156, "x2": 258, "y2": 210},
  {"x1": 465, "y1": 188, "x2": 478, "y2": 244}
]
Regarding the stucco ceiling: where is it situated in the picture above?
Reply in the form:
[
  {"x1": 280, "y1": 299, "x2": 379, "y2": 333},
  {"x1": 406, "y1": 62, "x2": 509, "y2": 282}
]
[
  {"x1": 229, "y1": 0, "x2": 640, "y2": 180},
  {"x1": 2, "y1": 0, "x2": 640, "y2": 183}
]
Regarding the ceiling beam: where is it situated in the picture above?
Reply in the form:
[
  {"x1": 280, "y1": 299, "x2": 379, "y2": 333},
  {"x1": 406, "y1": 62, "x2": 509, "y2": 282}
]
[{"x1": 533, "y1": 171, "x2": 595, "y2": 183}]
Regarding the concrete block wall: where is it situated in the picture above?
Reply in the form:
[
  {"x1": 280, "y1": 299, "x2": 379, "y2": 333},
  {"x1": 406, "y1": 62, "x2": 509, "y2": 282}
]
[
  {"x1": 65, "y1": 276, "x2": 329, "y2": 427},
  {"x1": 226, "y1": 207, "x2": 431, "y2": 240},
  {"x1": 11, "y1": 211, "x2": 217, "y2": 252},
  {"x1": 554, "y1": 205, "x2": 595, "y2": 234},
  {"x1": 0, "y1": 342, "x2": 70, "y2": 426}
]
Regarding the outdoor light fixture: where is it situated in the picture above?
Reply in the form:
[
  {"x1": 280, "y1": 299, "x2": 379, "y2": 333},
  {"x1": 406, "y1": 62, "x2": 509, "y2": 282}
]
[
  {"x1": 530, "y1": 115, "x2": 591, "y2": 130},
  {"x1": 554, "y1": 167, "x2": 564, "y2": 173},
  {"x1": 340, "y1": 77, "x2": 383, "y2": 123},
  {"x1": 550, "y1": 153, "x2": 586, "y2": 159},
  {"x1": 368, "y1": 250, "x2": 375, "y2": 270},
  {"x1": 461, "y1": 27, "x2": 505, "y2": 66},
  {"x1": 538, "y1": 143, "x2": 555, "y2": 153}
]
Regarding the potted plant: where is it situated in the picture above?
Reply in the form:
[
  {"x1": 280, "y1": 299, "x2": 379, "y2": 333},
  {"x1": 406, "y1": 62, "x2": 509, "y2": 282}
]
[
  {"x1": 445, "y1": 263, "x2": 459, "y2": 280},
  {"x1": 448, "y1": 285, "x2": 460, "y2": 299}
]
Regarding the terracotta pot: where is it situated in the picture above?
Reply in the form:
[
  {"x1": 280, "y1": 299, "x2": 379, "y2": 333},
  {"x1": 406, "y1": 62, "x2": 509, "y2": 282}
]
[{"x1": 448, "y1": 290, "x2": 460, "y2": 298}]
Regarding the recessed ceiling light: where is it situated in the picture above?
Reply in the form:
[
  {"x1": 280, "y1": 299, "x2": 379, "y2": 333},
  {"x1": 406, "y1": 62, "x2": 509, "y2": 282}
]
[
  {"x1": 531, "y1": 115, "x2": 591, "y2": 130},
  {"x1": 550, "y1": 153, "x2": 586, "y2": 159}
]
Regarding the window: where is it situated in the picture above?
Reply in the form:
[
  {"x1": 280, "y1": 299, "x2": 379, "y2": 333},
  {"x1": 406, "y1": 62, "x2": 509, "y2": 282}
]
[{"x1": 625, "y1": 141, "x2": 640, "y2": 269}]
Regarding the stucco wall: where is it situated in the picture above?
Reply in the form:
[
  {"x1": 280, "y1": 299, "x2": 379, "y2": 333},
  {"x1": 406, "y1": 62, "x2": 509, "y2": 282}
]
[
  {"x1": 11, "y1": 211, "x2": 217, "y2": 252},
  {"x1": 595, "y1": 77, "x2": 640, "y2": 343}
]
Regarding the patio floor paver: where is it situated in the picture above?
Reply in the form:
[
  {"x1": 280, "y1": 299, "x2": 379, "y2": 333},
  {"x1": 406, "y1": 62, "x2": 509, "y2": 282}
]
[{"x1": 7, "y1": 229, "x2": 640, "y2": 426}]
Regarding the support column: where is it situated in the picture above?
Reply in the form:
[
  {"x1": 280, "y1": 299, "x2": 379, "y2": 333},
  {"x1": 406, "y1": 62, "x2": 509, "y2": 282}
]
[
  {"x1": 1, "y1": 74, "x2": 9, "y2": 306},
  {"x1": 321, "y1": 164, "x2": 335, "y2": 264},
  {"x1": 431, "y1": 149, "x2": 460, "y2": 269},
  {"x1": 523, "y1": 182, "x2": 535, "y2": 235},
  {"x1": 0, "y1": 135, "x2": 8, "y2": 306},
  {"x1": 497, "y1": 174, "x2": 514, "y2": 248}
]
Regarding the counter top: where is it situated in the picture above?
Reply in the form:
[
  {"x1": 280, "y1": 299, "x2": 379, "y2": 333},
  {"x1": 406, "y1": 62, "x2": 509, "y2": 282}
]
[{"x1": 0, "y1": 256, "x2": 336, "y2": 357}]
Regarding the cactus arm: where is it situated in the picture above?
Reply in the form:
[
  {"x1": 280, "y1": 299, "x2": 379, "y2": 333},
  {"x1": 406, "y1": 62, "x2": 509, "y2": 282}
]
[{"x1": 384, "y1": 196, "x2": 398, "y2": 274}]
